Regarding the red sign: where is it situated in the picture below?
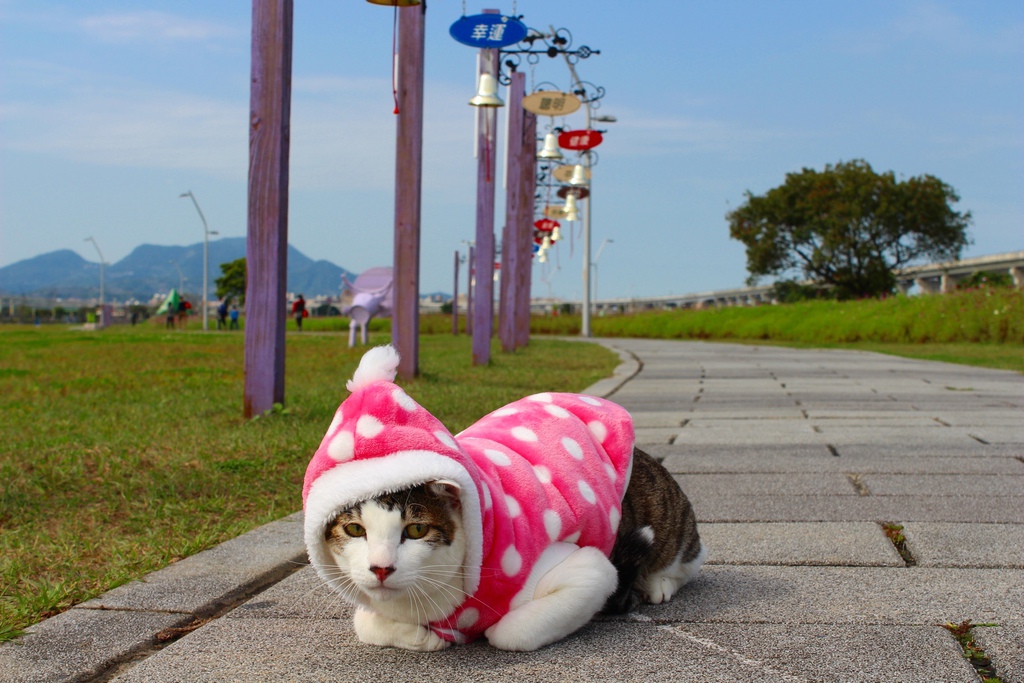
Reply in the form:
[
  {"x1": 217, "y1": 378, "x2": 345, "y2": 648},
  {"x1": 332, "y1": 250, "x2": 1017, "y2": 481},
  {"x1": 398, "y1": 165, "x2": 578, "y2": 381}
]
[
  {"x1": 558, "y1": 129, "x2": 603, "y2": 151},
  {"x1": 533, "y1": 218, "x2": 559, "y2": 232}
]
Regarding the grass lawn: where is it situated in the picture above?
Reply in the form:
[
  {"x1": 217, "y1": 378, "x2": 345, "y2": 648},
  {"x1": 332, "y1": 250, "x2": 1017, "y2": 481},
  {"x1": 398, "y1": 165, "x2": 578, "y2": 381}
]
[{"x1": 0, "y1": 325, "x2": 618, "y2": 642}]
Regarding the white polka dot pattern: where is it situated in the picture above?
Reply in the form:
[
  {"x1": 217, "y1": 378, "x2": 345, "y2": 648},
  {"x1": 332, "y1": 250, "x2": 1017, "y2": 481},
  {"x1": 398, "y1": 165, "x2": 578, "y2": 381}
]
[
  {"x1": 533, "y1": 464, "x2": 552, "y2": 484},
  {"x1": 392, "y1": 388, "x2": 418, "y2": 411},
  {"x1": 578, "y1": 479, "x2": 597, "y2": 504},
  {"x1": 609, "y1": 506, "x2": 621, "y2": 533},
  {"x1": 510, "y1": 426, "x2": 538, "y2": 442},
  {"x1": 527, "y1": 392, "x2": 553, "y2": 403},
  {"x1": 484, "y1": 449, "x2": 511, "y2": 466},
  {"x1": 562, "y1": 436, "x2": 584, "y2": 460},
  {"x1": 544, "y1": 404, "x2": 571, "y2": 419},
  {"x1": 434, "y1": 431, "x2": 458, "y2": 450},
  {"x1": 588, "y1": 420, "x2": 608, "y2": 443},
  {"x1": 543, "y1": 509, "x2": 561, "y2": 541},
  {"x1": 501, "y1": 546, "x2": 522, "y2": 576},
  {"x1": 579, "y1": 396, "x2": 602, "y2": 406},
  {"x1": 505, "y1": 495, "x2": 521, "y2": 518},
  {"x1": 327, "y1": 431, "x2": 355, "y2": 461},
  {"x1": 356, "y1": 415, "x2": 384, "y2": 438},
  {"x1": 456, "y1": 607, "x2": 479, "y2": 629}
]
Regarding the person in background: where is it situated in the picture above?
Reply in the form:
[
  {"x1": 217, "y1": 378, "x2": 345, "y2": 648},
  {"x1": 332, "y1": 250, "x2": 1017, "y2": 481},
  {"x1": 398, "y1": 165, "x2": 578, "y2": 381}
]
[
  {"x1": 292, "y1": 294, "x2": 306, "y2": 331},
  {"x1": 216, "y1": 299, "x2": 229, "y2": 330},
  {"x1": 229, "y1": 304, "x2": 240, "y2": 330}
]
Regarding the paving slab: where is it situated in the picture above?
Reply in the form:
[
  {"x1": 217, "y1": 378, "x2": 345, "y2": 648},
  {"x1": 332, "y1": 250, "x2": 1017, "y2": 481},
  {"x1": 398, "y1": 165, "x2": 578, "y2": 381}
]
[
  {"x1": 77, "y1": 511, "x2": 306, "y2": 614},
  {"x1": 973, "y1": 624, "x2": 1024, "y2": 683},
  {"x1": 110, "y1": 618, "x2": 804, "y2": 683},
  {"x1": 686, "y1": 493, "x2": 1024, "y2": 523},
  {"x1": 0, "y1": 607, "x2": 190, "y2": 683},
  {"x1": 676, "y1": 473, "x2": 857, "y2": 496},
  {"x1": 640, "y1": 565, "x2": 1024, "y2": 625},
  {"x1": 656, "y1": 449, "x2": 1023, "y2": 475},
  {"x1": 902, "y1": 522, "x2": 1024, "y2": 568},
  {"x1": 673, "y1": 623, "x2": 977, "y2": 683},
  {"x1": 859, "y1": 473, "x2": 1024, "y2": 497},
  {"x1": 700, "y1": 522, "x2": 903, "y2": 566}
]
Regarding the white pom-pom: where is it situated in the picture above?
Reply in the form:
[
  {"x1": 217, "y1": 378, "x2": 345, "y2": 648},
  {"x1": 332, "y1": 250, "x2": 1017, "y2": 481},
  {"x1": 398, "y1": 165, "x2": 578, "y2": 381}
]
[{"x1": 346, "y1": 345, "x2": 400, "y2": 392}]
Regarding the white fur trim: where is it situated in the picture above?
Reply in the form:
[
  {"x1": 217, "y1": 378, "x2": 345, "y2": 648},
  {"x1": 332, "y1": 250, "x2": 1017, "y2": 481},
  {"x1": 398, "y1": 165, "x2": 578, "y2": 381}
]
[
  {"x1": 346, "y1": 345, "x2": 400, "y2": 392},
  {"x1": 304, "y1": 449, "x2": 484, "y2": 596}
]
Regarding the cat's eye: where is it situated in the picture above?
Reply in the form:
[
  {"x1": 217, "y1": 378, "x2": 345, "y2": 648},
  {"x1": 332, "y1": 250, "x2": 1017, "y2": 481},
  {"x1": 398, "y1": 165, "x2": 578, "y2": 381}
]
[
  {"x1": 343, "y1": 523, "x2": 366, "y2": 537},
  {"x1": 404, "y1": 523, "x2": 429, "y2": 540}
]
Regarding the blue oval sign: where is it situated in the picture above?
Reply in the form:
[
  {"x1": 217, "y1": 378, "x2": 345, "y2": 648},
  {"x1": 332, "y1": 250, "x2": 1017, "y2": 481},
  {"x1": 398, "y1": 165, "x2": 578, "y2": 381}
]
[{"x1": 450, "y1": 14, "x2": 528, "y2": 49}]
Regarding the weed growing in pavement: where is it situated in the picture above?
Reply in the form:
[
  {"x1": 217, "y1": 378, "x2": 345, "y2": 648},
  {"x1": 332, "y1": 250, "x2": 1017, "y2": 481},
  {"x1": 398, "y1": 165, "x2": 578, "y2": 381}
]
[{"x1": 942, "y1": 620, "x2": 1004, "y2": 683}]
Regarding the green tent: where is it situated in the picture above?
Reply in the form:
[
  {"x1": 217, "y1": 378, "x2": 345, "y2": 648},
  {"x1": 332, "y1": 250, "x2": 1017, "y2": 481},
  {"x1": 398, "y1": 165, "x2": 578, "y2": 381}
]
[{"x1": 156, "y1": 289, "x2": 182, "y2": 316}]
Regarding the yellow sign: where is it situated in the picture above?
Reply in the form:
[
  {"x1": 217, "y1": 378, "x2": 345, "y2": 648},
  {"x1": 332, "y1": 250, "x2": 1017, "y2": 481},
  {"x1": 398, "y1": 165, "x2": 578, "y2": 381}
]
[{"x1": 522, "y1": 90, "x2": 582, "y2": 116}]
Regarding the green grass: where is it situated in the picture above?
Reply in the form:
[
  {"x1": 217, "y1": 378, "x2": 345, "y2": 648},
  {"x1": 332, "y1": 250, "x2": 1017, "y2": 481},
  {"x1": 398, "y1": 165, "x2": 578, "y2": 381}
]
[
  {"x1": 530, "y1": 288, "x2": 1024, "y2": 373},
  {"x1": 0, "y1": 325, "x2": 617, "y2": 642}
]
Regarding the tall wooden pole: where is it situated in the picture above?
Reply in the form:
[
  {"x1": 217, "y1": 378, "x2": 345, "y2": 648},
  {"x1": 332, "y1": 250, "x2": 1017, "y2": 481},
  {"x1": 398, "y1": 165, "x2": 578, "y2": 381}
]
[
  {"x1": 452, "y1": 250, "x2": 460, "y2": 335},
  {"x1": 465, "y1": 243, "x2": 474, "y2": 335},
  {"x1": 472, "y1": 44, "x2": 498, "y2": 365},
  {"x1": 244, "y1": 0, "x2": 293, "y2": 418},
  {"x1": 516, "y1": 108, "x2": 537, "y2": 348},
  {"x1": 392, "y1": 3, "x2": 426, "y2": 380},
  {"x1": 499, "y1": 71, "x2": 525, "y2": 352}
]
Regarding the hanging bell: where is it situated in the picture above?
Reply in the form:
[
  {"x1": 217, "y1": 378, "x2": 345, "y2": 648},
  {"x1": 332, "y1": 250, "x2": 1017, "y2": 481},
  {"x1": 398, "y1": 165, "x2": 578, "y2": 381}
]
[
  {"x1": 541, "y1": 234, "x2": 552, "y2": 249},
  {"x1": 568, "y1": 163, "x2": 588, "y2": 187},
  {"x1": 537, "y1": 132, "x2": 563, "y2": 160},
  {"x1": 538, "y1": 248, "x2": 548, "y2": 263},
  {"x1": 564, "y1": 193, "x2": 579, "y2": 221},
  {"x1": 469, "y1": 73, "x2": 504, "y2": 107},
  {"x1": 552, "y1": 224, "x2": 562, "y2": 242}
]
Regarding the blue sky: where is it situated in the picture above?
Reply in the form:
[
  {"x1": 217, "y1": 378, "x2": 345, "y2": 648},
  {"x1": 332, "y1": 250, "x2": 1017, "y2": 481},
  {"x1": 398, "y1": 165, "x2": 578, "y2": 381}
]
[{"x1": 1, "y1": 1, "x2": 1021, "y2": 300}]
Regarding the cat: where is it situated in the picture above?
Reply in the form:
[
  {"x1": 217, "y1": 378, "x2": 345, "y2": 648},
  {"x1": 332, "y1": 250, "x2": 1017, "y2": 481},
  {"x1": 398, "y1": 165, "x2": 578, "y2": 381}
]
[
  {"x1": 603, "y1": 446, "x2": 706, "y2": 614},
  {"x1": 321, "y1": 447, "x2": 704, "y2": 650}
]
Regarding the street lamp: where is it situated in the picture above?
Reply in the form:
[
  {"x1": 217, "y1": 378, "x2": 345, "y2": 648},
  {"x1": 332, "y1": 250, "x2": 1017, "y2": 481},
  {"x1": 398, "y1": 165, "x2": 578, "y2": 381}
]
[
  {"x1": 593, "y1": 238, "x2": 613, "y2": 312},
  {"x1": 179, "y1": 191, "x2": 219, "y2": 331},
  {"x1": 84, "y1": 237, "x2": 105, "y2": 325},
  {"x1": 169, "y1": 260, "x2": 185, "y2": 294}
]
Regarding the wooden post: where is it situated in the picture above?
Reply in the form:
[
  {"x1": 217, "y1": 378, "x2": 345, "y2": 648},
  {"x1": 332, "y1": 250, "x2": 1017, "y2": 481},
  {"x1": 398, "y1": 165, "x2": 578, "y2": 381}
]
[
  {"x1": 465, "y1": 244, "x2": 474, "y2": 335},
  {"x1": 499, "y1": 71, "x2": 525, "y2": 352},
  {"x1": 452, "y1": 250, "x2": 460, "y2": 335},
  {"x1": 516, "y1": 108, "x2": 537, "y2": 348},
  {"x1": 392, "y1": 3, "x2": 426, "y2": 380},
  {"x1": 472, "y1": 41, "x2": 498, "y2": 366},
  {"x1": 244, "y1": 0, "x2": 293, "y2": 419}
]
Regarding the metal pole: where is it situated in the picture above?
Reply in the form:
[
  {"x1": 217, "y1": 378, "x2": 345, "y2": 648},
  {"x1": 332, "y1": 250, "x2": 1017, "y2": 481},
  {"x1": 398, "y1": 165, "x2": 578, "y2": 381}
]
[
  {"x1": 180, "y1": 190, "x2": 212, "y2": 331},
  {"x1": 85, "y1": 237, "x2": 105, "y2": 325}
]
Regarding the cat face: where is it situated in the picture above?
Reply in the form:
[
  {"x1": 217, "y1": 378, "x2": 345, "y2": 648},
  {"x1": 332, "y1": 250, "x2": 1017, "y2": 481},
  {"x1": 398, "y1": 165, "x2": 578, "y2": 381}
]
[{"x1": 324, "y1": 482, "x2": 466, "y2": 622}]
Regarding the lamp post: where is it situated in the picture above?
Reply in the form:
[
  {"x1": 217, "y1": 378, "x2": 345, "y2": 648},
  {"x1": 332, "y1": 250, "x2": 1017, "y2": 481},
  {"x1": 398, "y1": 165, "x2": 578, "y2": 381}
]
[
  {"x1": 593, "y1": 238, "x2": 613, "y2": 312},
  {"x1": 84, "y1": 237, "x2": 105, "y2": 325},
  {"x1": 179, "y1": 191, "x2": 218, "y2": 331},
  {"x1": 169, "y1": 260, "x2": 185, "y2": 293}
]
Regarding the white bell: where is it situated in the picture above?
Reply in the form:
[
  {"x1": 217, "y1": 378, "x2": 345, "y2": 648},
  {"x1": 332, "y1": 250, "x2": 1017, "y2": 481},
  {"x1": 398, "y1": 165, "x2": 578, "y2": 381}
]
[
  {"x1": 537, "y1": 132, "x2": 563, "y2": 160},
  {"x1": 568, "y1": 163, "x2": 588, "y2": 187},
  {"x1": 538, "y1": 246, "x2": 548, "y2": 263},
  {"x1": 552, "y1": 225, "x2": 562, "y2": 242},
  {"x1": 542, "y1": 234, "x2": 552, "y2": 249},
  {"x1": 469, "y1": 73, "x2": 504, "y2": 107},
  {"x1": 564, "y1": 193, "x2": 579, "y2": 221}
]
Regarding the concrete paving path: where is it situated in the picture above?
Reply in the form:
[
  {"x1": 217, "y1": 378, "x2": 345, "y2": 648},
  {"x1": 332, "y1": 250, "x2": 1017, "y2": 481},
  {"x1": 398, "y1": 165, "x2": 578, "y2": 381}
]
[{"x1": 2, "y1": 339, "x2": 1022, "y2": 682}]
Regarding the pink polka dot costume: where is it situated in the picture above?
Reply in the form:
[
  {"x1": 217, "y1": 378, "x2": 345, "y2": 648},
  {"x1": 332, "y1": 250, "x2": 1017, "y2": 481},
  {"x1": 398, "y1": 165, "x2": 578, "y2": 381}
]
[{"x1": 302, "y1": 345, "x2": 635, "y2": 644}]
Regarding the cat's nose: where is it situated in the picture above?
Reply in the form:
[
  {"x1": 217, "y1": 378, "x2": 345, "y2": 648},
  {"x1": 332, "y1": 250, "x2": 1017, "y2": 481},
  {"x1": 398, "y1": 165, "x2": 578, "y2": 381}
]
[{"x1": 370, "y1": 565, "x2": 396, "y2": 583}]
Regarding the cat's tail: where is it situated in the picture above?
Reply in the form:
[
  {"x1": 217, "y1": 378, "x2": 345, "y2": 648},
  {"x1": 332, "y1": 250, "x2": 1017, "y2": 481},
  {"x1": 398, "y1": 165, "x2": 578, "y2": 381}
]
[{"x1": 601, "y1": 525, "x2": 654, "y2": 615}]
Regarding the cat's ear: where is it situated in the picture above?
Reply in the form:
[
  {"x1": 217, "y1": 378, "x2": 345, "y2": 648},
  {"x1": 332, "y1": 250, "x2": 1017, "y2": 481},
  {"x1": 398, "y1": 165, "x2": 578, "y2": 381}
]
[{"x1": 428, "y1": 480, "x2": 462, "y2": 509}]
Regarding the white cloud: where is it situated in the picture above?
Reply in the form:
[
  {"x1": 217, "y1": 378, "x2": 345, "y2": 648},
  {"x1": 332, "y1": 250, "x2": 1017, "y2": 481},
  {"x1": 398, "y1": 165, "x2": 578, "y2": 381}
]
[{"x1": 79, "y1": 11, "x2": 239, "y2": 44}]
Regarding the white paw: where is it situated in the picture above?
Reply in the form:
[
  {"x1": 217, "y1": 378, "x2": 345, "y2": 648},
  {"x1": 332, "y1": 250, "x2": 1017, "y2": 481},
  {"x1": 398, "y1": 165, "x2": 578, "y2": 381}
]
[
  {"x1": 353, "y1": 608, "x2": 451, "y2": 652},
  {"x1": 643, "y1": 576, "x2": 679, "y2": 605}
]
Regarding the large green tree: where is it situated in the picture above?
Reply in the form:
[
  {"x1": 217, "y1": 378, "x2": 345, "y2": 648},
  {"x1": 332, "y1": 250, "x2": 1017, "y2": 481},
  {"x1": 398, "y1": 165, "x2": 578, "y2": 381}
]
[
  {"x1": 727, "y1": 160, "x2": 972, "y2": 298},
  {"x1": 215, "y1": 257, "x2": 246, "y2": 305}
]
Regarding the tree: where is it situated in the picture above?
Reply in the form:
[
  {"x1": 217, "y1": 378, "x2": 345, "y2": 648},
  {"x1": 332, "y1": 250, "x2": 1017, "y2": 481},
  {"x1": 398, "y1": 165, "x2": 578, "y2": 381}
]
[
  {"x1": 727, "y1": 160, "x2": 972, "y2": 299},
  {"x1": 215, "y1": 257, "x2": 246, "y2": 305}
]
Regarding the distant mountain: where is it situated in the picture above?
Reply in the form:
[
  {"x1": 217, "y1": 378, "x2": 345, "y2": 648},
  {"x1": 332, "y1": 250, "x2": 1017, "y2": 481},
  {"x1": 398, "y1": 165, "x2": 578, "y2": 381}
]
[{"x1": 0, "y1": 238, "x2": 358, "y2": 301}]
